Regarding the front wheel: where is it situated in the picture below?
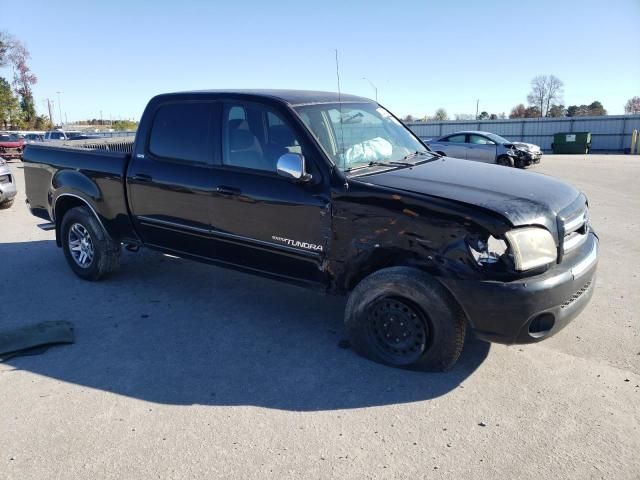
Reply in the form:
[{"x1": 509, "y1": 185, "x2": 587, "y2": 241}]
[
  {"x1": 496, "y1": 155, "x2": 514, "y2": 167},
  {"x1": 0, "y1": 199, "x2": 14, "y2": 209},
  {"x1": 345, "y1": 267, "x2": 466, "y2": 371},
  {"x1": 61, "y1": 206, "x2": 120, "y2": 281}
]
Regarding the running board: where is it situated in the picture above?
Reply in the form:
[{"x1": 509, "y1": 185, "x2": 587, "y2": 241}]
[{"x1": 37, "y1": 222, "x2": 56, "y2": 231}]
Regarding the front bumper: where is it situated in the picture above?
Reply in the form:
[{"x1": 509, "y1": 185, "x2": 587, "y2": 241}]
[
  {"x1": 523, "y1": 152, "x2": 542, "y2": 165},
  {"x1": 440, "y1": 232, "x2": 598, "y2": 344},
  {"x1": 0, "y1": 148, "x2": 23, "y2": 159}
]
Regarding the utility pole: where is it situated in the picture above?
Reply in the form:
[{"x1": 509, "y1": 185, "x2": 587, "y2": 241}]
[
  {"x1": 100, "y1": 110, "x2": 103, "y2": 126},
  {"x1": 362, "y1": 77, "x2": 378, "y2": 102},
  {"x1": 56, "y1": 91, "x2": 63, "y2": 127},
  {"x1": 46, "y1": 98, "x2": 54, "y2": 126},
  {"x1": 475, "y1": 99, "x2": 479, "y2": 120}
]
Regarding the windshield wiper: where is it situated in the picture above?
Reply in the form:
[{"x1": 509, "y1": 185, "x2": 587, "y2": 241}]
[
  {"x1": 402, "y1": 150, "x2": 435, "y2": 161},
  {"x1": 343, "y1": 160, "x2": 412, "y2": 173}
]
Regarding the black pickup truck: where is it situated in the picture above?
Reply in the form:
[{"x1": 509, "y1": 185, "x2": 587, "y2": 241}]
[{"x1": 23, "y1": 90, "x2": 599, "y2": 370}]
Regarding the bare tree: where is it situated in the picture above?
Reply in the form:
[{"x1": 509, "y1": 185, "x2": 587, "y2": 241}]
[
  {"x1": 434, "y1": 108, "x2": 448, "y2": 121},
  {"x1": 509, "y1": 104, "x2": 527, "y2": 118},
  {"x1": 0, "y1": 30, "x2": 13, "y2": 67},
  {"x1": 624, "y1": 96, "x2": 640, "y2": 114},
  {"x1": 526, "y1": 75, "x2": 563, "y2": 117}
]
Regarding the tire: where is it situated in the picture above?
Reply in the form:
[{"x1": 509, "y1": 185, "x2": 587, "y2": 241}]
[
  {"x1": 514, "y1": 157, "x2": 525, "y2": 168},
  {"x1": 345, "y1": 266, "x2": 466, "y2": 371},
  {"x1": 496, "y1": 155, "x2": 513, "y2": 167},
  {"x1": 60, "y1": 206, "x2": 120, "y2": 281},
  {"x1": 0, "y1": 199, "x2": 14, "y2": 209}
]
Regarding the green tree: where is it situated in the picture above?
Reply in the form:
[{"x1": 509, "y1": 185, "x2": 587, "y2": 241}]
[
  {"x1": 588, "y1": 101, "x2": 606, "y2": 116},
  {"x1": 547, "y1": 104, "x2": 566, "y2": 117},
  {"x1": 33, "y1": 114, "x2": 52, "y2": 130},
  {"x1": 0, "y1": 77, "x2": 20, "y2": 128},
  {"x1": 477, "y1": 111, "x2": 489, "y2": 120},
  {"x1": 524, "y1": 106, "x2": 542, "y2": 118}
]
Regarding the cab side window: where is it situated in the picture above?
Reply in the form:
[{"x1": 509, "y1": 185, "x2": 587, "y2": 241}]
[
  {"x1": 469, "y1": 134, "x2": 495, "y2": 145},
  {"x1": 222, "y1": 103, "x2": 302, "y2": 172}
]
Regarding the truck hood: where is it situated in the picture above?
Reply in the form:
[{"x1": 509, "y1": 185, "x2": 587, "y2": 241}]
[{"x1": 360, "y1": 157, "x2": 580, "y2": 232}]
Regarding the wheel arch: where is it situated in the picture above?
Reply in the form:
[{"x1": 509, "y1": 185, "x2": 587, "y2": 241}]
[
  {"x1": 53, "y1": 194, "x2": 108, "y2": 247},
  {"x1": 340, "y1": 247, "x2": 426, "y2": 293}
]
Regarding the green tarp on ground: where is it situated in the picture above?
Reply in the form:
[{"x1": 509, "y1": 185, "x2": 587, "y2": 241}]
[{"x1": 0, "y1": 321, "x2": 74, "y2": 361}]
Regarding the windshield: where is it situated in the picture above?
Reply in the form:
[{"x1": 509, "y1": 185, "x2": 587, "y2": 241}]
[
  {"x1": 294, "y1": 102, "x2": 432, "y2": 172},
  {"x1": 0, "y1": 134, "x2": 18, "y2": 142},
  {"x1": 485, "y1": 132, "x2": 511, "y2": 144}
]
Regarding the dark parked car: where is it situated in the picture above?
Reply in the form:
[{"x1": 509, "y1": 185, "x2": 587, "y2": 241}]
[
  {"x1": 23, "y1": 90, "x2": 598, "y2": 370},
  {"x1": 425, "y1": 131, "x2": 542, "y2": 168}
]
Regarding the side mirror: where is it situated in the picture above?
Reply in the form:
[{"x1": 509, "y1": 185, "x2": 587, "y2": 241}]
[{"x1": 276, "y1": 153, "x2": 312, "y2": 182}]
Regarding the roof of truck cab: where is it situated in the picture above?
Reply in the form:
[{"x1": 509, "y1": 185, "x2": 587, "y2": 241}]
[{"x1": 162, "y1": 89, "x2": 374, "y2": 106}]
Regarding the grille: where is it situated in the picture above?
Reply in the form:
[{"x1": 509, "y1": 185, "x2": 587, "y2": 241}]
[
  {"x1": 560, "y1": 281, "x2": 592, "y2": 309},
  {"x1": 562, "y1": 206, "x2": 589, "y2": 254}
]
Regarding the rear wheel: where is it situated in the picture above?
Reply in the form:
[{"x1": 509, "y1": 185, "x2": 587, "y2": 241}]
[
  {"x1": 345, "y1": 267, "x2": 466, "y2": 371},
  {"x1": 60, "y1": 206, "x2": 120, "y2": 280}
]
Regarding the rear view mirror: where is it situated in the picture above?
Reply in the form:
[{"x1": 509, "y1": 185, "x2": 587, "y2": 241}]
[{"x1": 276, "y1": 153, "x2": 312, "y2": 182}]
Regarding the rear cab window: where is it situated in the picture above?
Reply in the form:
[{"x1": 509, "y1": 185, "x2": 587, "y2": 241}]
[{"x1": 149, "y1": 102, "x2": 214, "y2": 165}]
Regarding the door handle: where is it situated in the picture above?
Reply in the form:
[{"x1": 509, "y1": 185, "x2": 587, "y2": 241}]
[
  {"x1": 216, "y1": 186, "x2": 242, "y2": 196},
  {"x1": 132, "y1": 173, "x2": 153, "y2": 183}
]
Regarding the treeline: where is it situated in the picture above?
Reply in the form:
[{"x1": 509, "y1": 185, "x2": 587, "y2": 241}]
[
  {"x1": 509, "y1": 101, "x2": 607, "y2": 119},
  {"x1": 70, "y1": 119, "x2": 138, "y2": 131},
  {"x1": 402, "y1": 75, "x2": 638, "y2": 122}
]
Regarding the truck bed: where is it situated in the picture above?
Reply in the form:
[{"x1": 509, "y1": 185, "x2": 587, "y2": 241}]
[{"x1": 23, "y1": 142, "x2": 136, "y2": 241}]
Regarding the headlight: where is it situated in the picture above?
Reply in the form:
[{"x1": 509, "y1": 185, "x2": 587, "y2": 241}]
[{"x1": 504, "y1": 227, "x2": 557, "y2": 271}]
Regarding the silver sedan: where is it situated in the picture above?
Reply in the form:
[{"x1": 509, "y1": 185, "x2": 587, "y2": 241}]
[
  {"x1": 0, "y1": 157, "x2": 17, "y2": 209},
  {"x1": 425, "y1": 131, "x2": 542, "y2": 168}
]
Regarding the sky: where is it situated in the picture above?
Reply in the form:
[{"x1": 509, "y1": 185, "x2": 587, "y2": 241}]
[{"x1": 1, "y1": 0, "x2": 639, "y2": 123}]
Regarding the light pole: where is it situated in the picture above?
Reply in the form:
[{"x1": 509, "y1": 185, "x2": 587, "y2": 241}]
[
  {"x1": 56, "y1": 91, "x2": 63, "y2": 127},
  {"x1": 362, "y1": 77, "x2": 378, "y2": 102}
]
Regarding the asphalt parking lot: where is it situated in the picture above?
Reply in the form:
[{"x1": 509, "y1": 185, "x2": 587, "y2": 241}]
[{"x1": 1, "y1": 154, "x2": 638, "y2": 479}]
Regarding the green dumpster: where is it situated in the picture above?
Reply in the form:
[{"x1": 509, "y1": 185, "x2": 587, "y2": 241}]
[{"x1": 551, "y1": 132, "x2": 591, "y2": 154}]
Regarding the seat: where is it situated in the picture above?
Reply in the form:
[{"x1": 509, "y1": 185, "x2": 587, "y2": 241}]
[{"x1": 227, "y1": 122, "x2": 268, "y2": 170}]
